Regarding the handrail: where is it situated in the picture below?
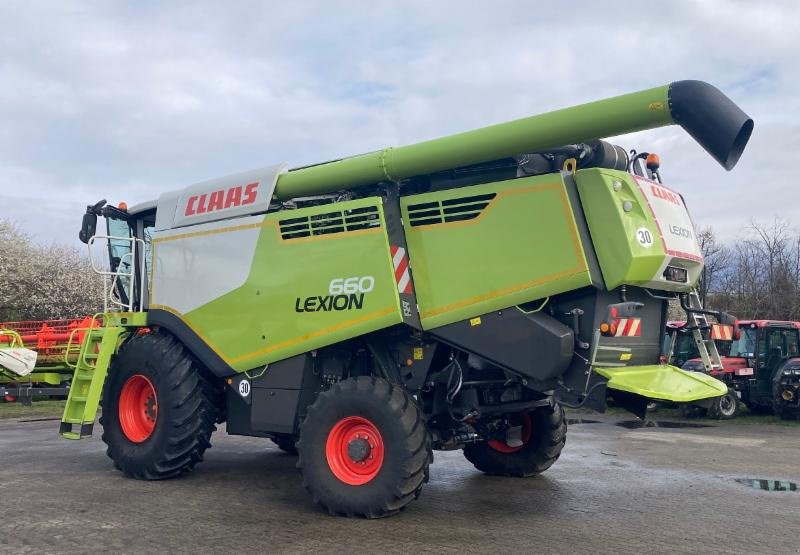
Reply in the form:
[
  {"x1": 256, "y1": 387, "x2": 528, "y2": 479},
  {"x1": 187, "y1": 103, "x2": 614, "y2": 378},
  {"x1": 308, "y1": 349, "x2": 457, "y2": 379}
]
[{"x1": 87, "y1": 235, "x2": 146, "y2": 312}]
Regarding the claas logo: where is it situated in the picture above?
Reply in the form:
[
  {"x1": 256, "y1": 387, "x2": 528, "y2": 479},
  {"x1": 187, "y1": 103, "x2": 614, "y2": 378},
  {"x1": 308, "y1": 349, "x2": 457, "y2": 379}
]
[
  {"x1": 649, "y1": 184, "x2": 681, "y2": 206},
  {"x1": 185, "y1": 182, "x2": 259, "y2": 216}
]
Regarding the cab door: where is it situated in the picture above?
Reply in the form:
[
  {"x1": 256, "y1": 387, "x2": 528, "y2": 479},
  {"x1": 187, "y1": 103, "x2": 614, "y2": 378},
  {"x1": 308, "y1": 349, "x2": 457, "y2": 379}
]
[
  {"x1": 105, "y1": 209, "x2": 156, "y2": 311},
  {"x1": 756, "y1": 328, "x2": 792, "y2": 398}
]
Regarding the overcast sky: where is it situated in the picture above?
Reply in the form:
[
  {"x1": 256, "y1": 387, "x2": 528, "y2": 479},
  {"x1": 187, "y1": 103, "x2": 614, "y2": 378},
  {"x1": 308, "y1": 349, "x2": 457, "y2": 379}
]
[{"x1": 1, "y1": 0, "x2": 798, "y2": 247}]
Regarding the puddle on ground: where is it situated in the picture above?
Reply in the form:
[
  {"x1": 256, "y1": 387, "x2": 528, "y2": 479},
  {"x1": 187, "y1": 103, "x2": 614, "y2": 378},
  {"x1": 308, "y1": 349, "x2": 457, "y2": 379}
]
[
  {"x1": 567, "y1": 418, "x2": 601, "y2": 425},
  {"x1": 617, "y1": 420, "x2": 714, "y2": 430},
  {"x1": 736, "y1": 478, "x2": 798, "y2": 492}
]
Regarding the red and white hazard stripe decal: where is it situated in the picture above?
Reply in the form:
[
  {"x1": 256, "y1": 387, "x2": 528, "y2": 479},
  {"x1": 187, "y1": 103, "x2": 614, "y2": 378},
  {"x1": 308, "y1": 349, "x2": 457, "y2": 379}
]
[
  {"x1": 614, "y1": 318, "x2": 641, "y2": 337},
  {"x1": 710, "y1": 324, "x2": 733, "y2": 340},
  {"x1": 390, "y1": 245, "x2": 413, "y2": 295}
]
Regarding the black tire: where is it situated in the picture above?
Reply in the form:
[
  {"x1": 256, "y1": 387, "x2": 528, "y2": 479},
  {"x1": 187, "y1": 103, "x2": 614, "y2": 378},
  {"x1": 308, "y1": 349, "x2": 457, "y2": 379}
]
[
  {"x1": 463, "y1": 402, "x2": 566, "y2": 477},
  {"x1": 272, "y1": 433, "x2": 298, "y2": 455},
  {"x1": 100, "y1": 332, "x2": 219, "y2": 480},
  {"x1": 296, "y1": 376, "x2": 432, "y2": 518},
  {"x1": 679, "y1": 404, "x2": 707, "y2": 418},
  {"x1": 707, "y1": 389, "x2": 739, "y2": 420},
  {"x1": 772, "y1": 382, "x2": 800, "y2": 421}
]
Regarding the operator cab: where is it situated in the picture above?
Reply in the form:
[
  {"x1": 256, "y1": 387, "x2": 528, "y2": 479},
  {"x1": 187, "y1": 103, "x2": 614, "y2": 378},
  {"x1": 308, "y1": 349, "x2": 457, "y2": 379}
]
[
  {"x1": 729, "y1": 322, "x2": 800, "y2": 372},
  {"x1": 79, "y1": 199, "x2": 156, "y2": 312},
  {"x1": 752, "y1": 324, "x2": 800, "y2": 395}
]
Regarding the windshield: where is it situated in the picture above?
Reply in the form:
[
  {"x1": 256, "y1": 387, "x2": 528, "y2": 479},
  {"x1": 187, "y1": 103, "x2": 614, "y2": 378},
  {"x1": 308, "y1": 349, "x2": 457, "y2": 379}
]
[
  {"x1": 728, "y1": 327, "x2": 758, "y2": 358},
  {"x1": 107, "y1": 218, "x2": 133, "y2": 305}
]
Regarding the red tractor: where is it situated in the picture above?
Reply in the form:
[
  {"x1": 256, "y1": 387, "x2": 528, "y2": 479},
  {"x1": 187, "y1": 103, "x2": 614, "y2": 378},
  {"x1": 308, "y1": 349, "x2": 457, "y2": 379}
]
[
  {"x1": 681, "y1": 320, "x2": 800, "y2": 419},
  {"x1": 664, "y1": 320, "x2": 733, "y2": 368}
]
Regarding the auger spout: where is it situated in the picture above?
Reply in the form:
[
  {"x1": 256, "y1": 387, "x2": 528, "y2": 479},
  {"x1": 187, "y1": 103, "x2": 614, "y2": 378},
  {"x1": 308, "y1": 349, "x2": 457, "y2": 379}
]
[{"x1": 274, "y1": 80, "x2": 752, "y2": 199}]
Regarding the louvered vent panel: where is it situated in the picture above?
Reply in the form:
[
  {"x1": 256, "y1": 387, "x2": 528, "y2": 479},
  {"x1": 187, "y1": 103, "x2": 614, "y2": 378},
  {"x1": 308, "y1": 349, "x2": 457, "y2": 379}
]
[
  {"x1": 407, "y1": 193, "x2": 496, "y2": 227},
  {"x1": 279, "y1": 206, "x2": 381, "y2": 239}
]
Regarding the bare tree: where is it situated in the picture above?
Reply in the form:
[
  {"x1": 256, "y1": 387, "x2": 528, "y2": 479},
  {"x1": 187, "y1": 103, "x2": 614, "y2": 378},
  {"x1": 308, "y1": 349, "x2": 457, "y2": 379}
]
[
  {"x1": 710, "y1": 218, "x2": 800, "y2": 321},
  {"x1": 696, "y1": 227, "x2": 728, "y2": 306}
]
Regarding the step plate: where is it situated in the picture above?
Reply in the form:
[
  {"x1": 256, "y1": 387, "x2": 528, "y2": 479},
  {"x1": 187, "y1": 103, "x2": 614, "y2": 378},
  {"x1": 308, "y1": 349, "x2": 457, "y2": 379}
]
[{"x1": 596, "y1": 364, "x2": 727, "y2": 402}]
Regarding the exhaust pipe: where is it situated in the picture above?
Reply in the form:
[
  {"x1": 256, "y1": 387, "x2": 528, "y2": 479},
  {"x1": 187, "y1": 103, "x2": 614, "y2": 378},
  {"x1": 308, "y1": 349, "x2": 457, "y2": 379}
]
[{"x1": 274, "y1": 80, "x2": 753, "y2": 199}]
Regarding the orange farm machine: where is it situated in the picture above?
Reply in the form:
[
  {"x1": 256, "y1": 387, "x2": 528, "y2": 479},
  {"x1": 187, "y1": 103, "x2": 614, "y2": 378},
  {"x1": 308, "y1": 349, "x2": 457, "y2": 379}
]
[{"x1": 0, "y1": 317, "x2": 98, "y2": 404}]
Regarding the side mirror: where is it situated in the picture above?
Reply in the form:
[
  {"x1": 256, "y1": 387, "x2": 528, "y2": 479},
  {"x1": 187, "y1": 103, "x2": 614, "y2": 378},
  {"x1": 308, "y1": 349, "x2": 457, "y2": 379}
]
[
  {"x1": 718, "y1": 311, "x2": 737, "y2": 326},
  {"x1": 78, "y1": 199, "x2": 107, "y2": 244},
  {"x1": 79, "y1": 212, "x2": 97, "y2": 244}
]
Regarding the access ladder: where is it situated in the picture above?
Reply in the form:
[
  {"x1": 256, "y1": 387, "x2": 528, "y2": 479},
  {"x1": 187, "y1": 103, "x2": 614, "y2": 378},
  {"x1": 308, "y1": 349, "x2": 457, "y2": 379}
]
[
  {"x1": 59, "y1": 325, "x2": 125, "y2": 439},
  {"x1": 684, "y1": 290, "x2": 724, "y2": 373}
]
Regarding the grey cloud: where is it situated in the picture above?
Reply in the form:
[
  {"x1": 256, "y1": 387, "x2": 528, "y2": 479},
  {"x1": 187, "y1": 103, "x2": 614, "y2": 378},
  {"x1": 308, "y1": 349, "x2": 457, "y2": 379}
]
[{"x1": 0, "y1": 0, "x2": 798, "y2": 246}]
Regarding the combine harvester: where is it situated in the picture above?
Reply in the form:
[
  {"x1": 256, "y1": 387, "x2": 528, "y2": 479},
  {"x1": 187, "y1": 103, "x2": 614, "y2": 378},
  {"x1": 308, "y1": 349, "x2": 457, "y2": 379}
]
[
  {"x1": 0, "y1": 318, "x2": 98, "y2": 404},
  {"x1": 63, "y1": 80, "x2": 751, "y2": 517}
]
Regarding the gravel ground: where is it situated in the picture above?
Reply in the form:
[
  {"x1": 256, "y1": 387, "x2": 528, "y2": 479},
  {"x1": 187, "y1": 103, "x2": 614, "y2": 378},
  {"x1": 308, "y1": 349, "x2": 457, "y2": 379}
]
[{"x1": 0, "y1": 411, "x2": 798, "y2": 554}]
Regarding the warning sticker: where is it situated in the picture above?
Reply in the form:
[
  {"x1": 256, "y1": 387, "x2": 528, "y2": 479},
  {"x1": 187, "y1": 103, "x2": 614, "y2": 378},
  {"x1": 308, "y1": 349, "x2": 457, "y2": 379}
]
[
  {"x1": 635, "y1": 177, "x2": 703, "y2": 262},
  {"x1": 635, "y1": 227, "x2": 654, "y2": 248}
]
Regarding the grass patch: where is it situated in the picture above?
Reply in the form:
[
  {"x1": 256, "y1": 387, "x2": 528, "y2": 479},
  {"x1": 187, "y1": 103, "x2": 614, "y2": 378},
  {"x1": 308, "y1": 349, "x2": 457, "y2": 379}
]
[{"x1": 0, "y1": 399, "x2": 66, "y2": 420}]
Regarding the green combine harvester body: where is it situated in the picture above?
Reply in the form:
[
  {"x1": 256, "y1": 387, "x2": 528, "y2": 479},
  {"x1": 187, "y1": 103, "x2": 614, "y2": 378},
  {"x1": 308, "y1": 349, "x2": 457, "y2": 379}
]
[{"x1": 62, "y1": 80, "x2": 752, "y2": 517}]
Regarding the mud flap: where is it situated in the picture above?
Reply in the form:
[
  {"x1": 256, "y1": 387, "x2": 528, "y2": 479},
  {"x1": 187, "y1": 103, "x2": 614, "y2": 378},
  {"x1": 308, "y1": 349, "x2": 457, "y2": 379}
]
[{"x1": 596, "y1": 364, "x2": 727, "y2": 416}]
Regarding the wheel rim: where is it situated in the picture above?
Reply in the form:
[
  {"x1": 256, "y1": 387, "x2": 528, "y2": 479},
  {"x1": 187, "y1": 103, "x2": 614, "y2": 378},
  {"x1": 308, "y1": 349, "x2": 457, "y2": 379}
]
[
  {"x1": 488, "y1": 412, "x2": 533, "y2": 454},
  {"x1": 119, "y1": 374, "x2": 158, "y2": 443},
  {"x1": 325, "y1": 416, "x2": 385, "y2": 485},
  {"x1": 720, "y1": 393, "x2": 736, "y2": 416}
]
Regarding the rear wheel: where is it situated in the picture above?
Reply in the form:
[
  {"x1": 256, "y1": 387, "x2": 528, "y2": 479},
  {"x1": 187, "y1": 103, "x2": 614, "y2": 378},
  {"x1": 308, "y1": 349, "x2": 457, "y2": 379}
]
[
  {"x1": 100, "y1": 332, "x2": 219, "y2": 480},
  {"x1": 463, "y1": 403, "x2": 566, "y2": 477},
  {"x1": 296, "y1": 376, "x2": 431, "y2": 518},
  {"x1": 707, "y1": 389, "x2": 739, "y2": 419},
  {"x1": 773, "y1": 382, "x2": 800, "y2": 420}
]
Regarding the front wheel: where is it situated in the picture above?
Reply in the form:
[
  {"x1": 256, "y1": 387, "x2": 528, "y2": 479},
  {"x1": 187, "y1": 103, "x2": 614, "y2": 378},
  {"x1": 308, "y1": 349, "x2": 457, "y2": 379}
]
[
  {"x1": 100, "y1": 332, "x2": 220, "y2": 480},
  {"x1": 296, "y1": 376, "x2": 432, "y2": 518},
  {"x1": 707, "y1": 389, "x2": 740, "y2": 419},
  {"x1": 463, "y1": 402, "x2": 567, "y2": 477},
  {"x1": 773, "y1": 382, "x2": 800, "y2": 420}
]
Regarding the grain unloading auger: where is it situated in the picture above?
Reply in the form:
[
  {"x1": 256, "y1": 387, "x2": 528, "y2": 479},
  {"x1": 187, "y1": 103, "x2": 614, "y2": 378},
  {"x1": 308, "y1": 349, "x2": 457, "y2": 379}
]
[{"x1": 65, "y1": 80, "x2": 751, "y2": 517}]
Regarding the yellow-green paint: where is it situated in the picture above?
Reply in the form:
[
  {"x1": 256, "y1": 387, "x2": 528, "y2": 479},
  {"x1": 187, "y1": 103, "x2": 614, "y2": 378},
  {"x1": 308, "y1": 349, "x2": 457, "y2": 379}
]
[
  {"x1": 575, "y1": 168, "x2": 699, "y2": 291},
  {"x1": 274, "y1": 85, "x2": 675, "y2": 198},
  {"x1": 61, "y1": 326, "x2": 128, "y2": 439},
  {"x1": 180, "y1": 198, "x2": 402, "y2": 371},
  {"x1": 597, "y1": 364, "x2": 727, "y2": 402},
  {"x1": 402, "y1": 174, "x2": 593, "y2": 329}
]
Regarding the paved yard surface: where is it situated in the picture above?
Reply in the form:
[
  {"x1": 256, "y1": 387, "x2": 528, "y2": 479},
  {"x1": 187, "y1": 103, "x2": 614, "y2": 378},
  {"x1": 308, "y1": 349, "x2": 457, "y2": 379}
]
[{"x1": 1, "y1": 411, "x2": 798, "y2": 554}]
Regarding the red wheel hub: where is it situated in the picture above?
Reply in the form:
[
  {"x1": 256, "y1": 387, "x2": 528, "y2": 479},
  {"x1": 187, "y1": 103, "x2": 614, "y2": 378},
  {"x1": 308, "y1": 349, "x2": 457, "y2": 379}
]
[
  {"x1": 325, "y1": 416, "x2": 385, "y2": 485},
  {"x1": 118, "y1": 374, "x2": 158, "y2": 443},
  {"x1": 488, "y1": 412, "x2": 533, "y2": 454}
]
